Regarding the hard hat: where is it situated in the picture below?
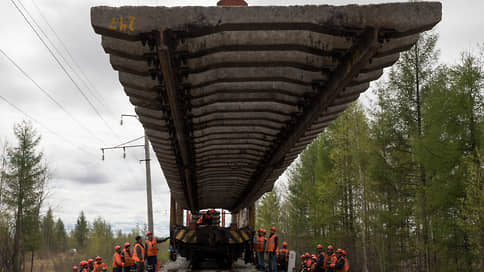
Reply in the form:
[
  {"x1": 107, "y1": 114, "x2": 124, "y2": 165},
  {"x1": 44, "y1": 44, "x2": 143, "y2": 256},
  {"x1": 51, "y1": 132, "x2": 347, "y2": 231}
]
[
  {"x1": 114, "y1": 245, "x2": 121, "y2": 251},
  {"x1": 124, "y1": 242, "x2": 130, "y2": 248},
  {"x1": 209, "y1": 208, "x2": 215, "y2": 214},
  {"x1": 79, "y1": 261, "x2": 84, "y2": 266},
  {"x1": 72, "y1": 266, "x2": 78, "y2": 270},
  {"x1": 304, "y1": 253, "x2": 310, "y2": 258},
  {"x1": 258, "y1": 228, "x2": 263, "y2": 233},
  {"x1": 342, "y1": 250, "x2": 347, "y2": 256},
  {"x1": 300, "y1": 254, "x2": 305, "y2": 259},
  {"x1": 95, "y1": 256, "x2": 101, "y2": 261},
  {"x1": 146, "y1": 231, "x2": 153, "y2": 236},
  {"x1": 328, "y1": 245, "x2": 334, "y2": 250},
  {"x1": 312, "y1": 254, "x2": 317, "y2": 260},
  {"x1": 262, "y1": 229, "x2": 266, "y2": 234},
  {"x1": 337, "y1": 248, "x2": 343, "y2": 253},
  {"x1": 88, "y1": 259, "x2": 93, "y2": 264},
  {"x1": 271, "y1": 226, "x2": 276, "y2": 232},
  {"x1": 317, "y1": 244, "x2": 323, "y2": 249},
  {"x1": 283, "y1": 242, "x2": 288, "y2": 247}
]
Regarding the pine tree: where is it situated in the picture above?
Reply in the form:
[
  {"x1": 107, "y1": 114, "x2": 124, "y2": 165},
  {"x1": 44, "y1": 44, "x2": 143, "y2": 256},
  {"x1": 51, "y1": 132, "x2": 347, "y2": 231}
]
[{"x1": 74, "y1": 211, "x2": 89, "y2": 250}]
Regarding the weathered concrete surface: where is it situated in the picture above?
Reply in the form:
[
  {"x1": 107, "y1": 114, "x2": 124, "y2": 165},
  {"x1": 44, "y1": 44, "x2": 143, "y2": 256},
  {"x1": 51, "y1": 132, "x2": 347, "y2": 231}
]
[
  {"x1": 91, "y1": 2, "x2": 441, "y2": 212},
  {"x1": 162, "y1": 258, "x2": 256, "y2": 272}
]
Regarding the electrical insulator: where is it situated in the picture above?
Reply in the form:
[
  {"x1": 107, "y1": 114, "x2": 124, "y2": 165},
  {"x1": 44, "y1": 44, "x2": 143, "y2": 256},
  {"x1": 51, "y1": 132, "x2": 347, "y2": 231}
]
[
  {"x1": 101, "y1": 149, "x2": 105, "y2": 161},
  {"x1": 123, "y1": 147, "x2": 126, "y2": 159}
]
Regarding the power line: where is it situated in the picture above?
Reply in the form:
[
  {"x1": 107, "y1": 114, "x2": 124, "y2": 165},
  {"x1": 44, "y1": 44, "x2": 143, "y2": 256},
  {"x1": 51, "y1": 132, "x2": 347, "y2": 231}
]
[
  {"x1": 30, "y1": 0, "x2": 116, "y2": 116},
  {"x1": 0, "y1": 95, "x2": 97, "y2": 158},
  {"x1": 114, "y1": 136, "x2": 145, "y2": 148},
  {"x1": 0, "y1": 49, "x2": 107, "y2": 145},
  {"x1": 9, "y1": 0, "x2": 121, "y2": 141}
]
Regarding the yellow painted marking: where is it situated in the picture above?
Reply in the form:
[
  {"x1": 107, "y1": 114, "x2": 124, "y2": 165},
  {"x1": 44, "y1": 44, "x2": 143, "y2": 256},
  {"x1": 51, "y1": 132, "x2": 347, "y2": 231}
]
[
  {"x1": 175, "y1": 229, "x2": 185, "y2": 240},
  {"x1": 240, "y1": 230, "x2": 249, "y2": 241},
  {"x1": 108, "y1": 16, "x2": 136, "y2": 32},
  {"x1": 128, "y1": 16, "x2": 136, "y2": 31},
  {"x1": 109, "y1": 17, "x2": 117, "y2": 30}
]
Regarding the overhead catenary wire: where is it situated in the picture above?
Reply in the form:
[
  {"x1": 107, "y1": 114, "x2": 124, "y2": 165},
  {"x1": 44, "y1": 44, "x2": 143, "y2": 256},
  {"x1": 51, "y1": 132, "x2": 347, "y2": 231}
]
[
  {"x1": 0, "y1": 95, "x2": 98, "y2": 158},
  {"x1": 29, "y1": 0, "x2": 116, "y2": 117},
  {"x1": 9, "y1": 0, "x2": 122, "y2": 142},
  {"x1": 0, "y1": 49, "x2": 107, "y2": 146}
]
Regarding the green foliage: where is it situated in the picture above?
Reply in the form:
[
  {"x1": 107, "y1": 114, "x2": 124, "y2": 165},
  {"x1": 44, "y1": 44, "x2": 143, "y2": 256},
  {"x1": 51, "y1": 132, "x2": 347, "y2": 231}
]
[
  {"x1": 256, "y1": 35, "x2": 484, "y2": 272},
  {"x1": 74, "y1": 211, "x2": 89, "y2": 250}
]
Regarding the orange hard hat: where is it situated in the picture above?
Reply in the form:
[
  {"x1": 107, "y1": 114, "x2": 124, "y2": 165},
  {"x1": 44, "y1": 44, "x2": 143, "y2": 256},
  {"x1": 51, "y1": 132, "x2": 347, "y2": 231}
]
[
  {"x1": 209, "y1": 208, "x2": 215, "y2": 214},
  {"x1": 88, "y1": 259, "x2": 93, "y2": 264},
  {"x1": 283, "y1": 242, "x2": 288, "y2": 247},
  {"x1": 262, "y1": 229, "x2": 267, "y2": 234},
  {"x1": 146, "y1": 231, "x2": 153, "y2": 236},
  {"x1": 304, "y1": 253, "x2": 310, "y2": 258},
  {"x1": 114, "y1": 245, "x2": 121, "y2": 251},
  {"x1": 337, "y1": 248, "x2": 343, "y2": 253},
  {"x1": 312, "y1": 254, "x2": 317, "y2": 260},
  {"x1": 95, "y1": 256, "x2": 101, "y2": 261},
  {"x1": 271, "y1": 226, "x2": 276, "y2": 232},
  {"x1": 72, "y1": 266, "x2": 78, "y2": 270},
  {"x1": 317, "y1": 244, "x2": 323, "y2": 249},
  {"x1": 258, "y1": 228, "x2": 263, "y2": 232},
  {"x1": 328, "y1": 245, "x2": 334, "y2": 250},
  {"x1": 342, "y1": 250, "x2": 347, "y2": 256},
  {"x1": 124, "y1": 242, "x2": 130, "y2": 247},
  {"x1": 301, "y1": 254, "x2": 305, "y2": 259}
]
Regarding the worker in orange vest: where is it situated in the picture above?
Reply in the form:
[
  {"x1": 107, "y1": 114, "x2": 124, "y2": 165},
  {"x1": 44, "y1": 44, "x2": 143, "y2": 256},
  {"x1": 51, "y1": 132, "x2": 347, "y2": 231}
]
[
  {"x1": 267, "y1": 226, "x2": 278, "y2": 272},
  {"x1": 342, "y1": 250, "x2": 349, "y2": 272},
  {"x1": 87, "y1": 259, "x2": 94, "y2": 272},
  {"x1": 145, "y1": 231, "x2": 170, "y2": 272},
  {"x1": 301, "y1": 252, "x2": 313, "y2": 271},
  {"x1": 277, "y1": 242, "x2": 289, "y2": 272},
  {"x1": 121, "y1": 242, "x2": 136, "y2": 272},
  {"x1": 113, "y1": 245, "x2": 124, "y2": 272},
  {"x1": 196, "y1": 209, "x2": 215, "y2": 225},
  {"x1": 79, "y1": 261, "x2": 88, "y2": 272},
  {"x1": 314, "y1": 244, "x2": 326, "y2": 272},
  {"x1": 133, "y1": 236, "x2": 145, "y2": 272},
  {"x1": 93, "y1": 256, "x2": 107, "y2": 272},
  {"x1": 324, "y1": 245, "x2": 336, "y2": 272},
  {"x1": 328, "y1": 249, "x2": 346, "y2": 272},
  {"x1": 253, "y1": 228, "x2": 266, "y2": 270}
]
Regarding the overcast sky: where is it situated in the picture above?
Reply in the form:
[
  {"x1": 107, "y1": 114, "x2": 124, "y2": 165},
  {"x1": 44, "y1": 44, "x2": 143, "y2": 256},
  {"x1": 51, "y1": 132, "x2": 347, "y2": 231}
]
[{"x1": 0, "y1": 0, "x2": 482, "y2": 237}]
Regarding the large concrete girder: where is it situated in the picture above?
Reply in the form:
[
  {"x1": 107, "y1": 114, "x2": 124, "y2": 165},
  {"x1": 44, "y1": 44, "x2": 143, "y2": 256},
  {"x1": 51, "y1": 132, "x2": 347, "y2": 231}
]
[{"x1": 91, "y1": 2, "x2": 441, "y2": 211}]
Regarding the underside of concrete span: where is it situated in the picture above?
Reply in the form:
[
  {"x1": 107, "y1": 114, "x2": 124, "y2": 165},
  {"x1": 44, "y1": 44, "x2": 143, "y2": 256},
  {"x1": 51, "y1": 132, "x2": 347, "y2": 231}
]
[{"x1": 91, "y1": 2, "x2": 442, "y2": 212}]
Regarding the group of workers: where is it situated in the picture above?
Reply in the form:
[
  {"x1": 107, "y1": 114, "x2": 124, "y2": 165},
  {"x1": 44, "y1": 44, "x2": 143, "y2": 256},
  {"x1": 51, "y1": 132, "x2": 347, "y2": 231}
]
[
  {"x1": 253, "y1": 227, "x2": 288, "y2": 272},
  {"x1": 71, "y1": 231, "x2": 169, "y2": 272},
  {"x1": 300, "y1": 245, "x2": 349, "y2": 272},
  {"x1": 252, "y1": 227, "x2": 349, "y2": 272}
]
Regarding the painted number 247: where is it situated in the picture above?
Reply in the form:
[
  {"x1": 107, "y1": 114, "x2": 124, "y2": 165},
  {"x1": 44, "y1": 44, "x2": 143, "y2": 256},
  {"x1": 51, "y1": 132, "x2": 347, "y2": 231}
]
[{"x1": 109, "y1": 16, "x2": 136, "y2": 32}]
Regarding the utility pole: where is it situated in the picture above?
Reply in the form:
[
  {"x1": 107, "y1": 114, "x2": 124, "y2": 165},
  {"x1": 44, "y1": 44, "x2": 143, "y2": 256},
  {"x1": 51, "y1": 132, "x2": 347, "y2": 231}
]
[{"x1": 111, "y1": 114, "x2": 153, "y2": 233}]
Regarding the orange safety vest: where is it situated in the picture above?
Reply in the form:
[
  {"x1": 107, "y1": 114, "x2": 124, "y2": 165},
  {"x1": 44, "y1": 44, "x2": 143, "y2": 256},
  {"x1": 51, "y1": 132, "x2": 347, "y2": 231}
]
[
  {"x1": 146, "y1": 239, "x2": 158, "y2": 257},
  {"x1": 304, "y1": 258, "x2": 313, "y2": 271},
  {"x1": 122, "y1": 248, "x2": 135, "y2": 266},
  {"x1": 267, "y1": 234, "x2": 277, "y2": 252},
  {"x1": 94, "y1": 262, "x2": 107, "y2": 271},
  {"x1": 279, "y1": 248, "x2": 289, "y2": 262},
  {"x1": 323, "y1": 252, "x2": 335, "y2": 269},
  {"x1": 344, "y1": 256, "x2": 349, "y2": 272},
  {"x1": 133, "y1": 243, "x2": 145, "y2": 263},
  {"x1": 113, "y1": 252, "x2": 123, "y2": 268},
  {"x1": 253, "y1": 235, "x2": 265, "y2": 252},
  {"x1": 335, "y1": 256, "x2": 346, "y2": 272}
]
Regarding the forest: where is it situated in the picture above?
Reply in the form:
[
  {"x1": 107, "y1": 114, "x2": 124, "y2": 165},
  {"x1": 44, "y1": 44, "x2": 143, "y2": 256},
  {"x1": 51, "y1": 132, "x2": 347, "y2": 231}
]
[
  {"x1": 0, "y1": 122, "x2": 168, "y2": 272},
  {"x1": 256, "y1": 32, "x2": 484, "y2": 272}
]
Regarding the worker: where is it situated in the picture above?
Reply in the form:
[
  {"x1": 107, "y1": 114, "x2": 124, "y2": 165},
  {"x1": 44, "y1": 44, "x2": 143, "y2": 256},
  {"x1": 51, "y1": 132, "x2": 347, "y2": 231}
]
[
  {"x1": 79, "y1": 261, "x2": 89, "y2": 272},
  {"x1": 315, "y1": 244, "x2": 326, "y2": 272},
  {"x1": 122, "y1": 242, "x2": 135, "y2": 272},
  {"x1": 133, "y1": 235, "x2": 145, "y2": 272},
  {"x1": 113, "y1": 245, "x2": 124, "y2": 272},
  {"x1": 328, "y1": 249, "x2": 346, "y2": 272},
  {"x1": 342, "y1": 250, "x2": 349, "y2": 272},
  {"x1": 324, "y1": 245, "x2": 336, "y2": 272},
  {"x1": 87, "y1": 259, "x2": 94, "y2": 272},
  {"x1": 197, "y1": 209, "x2": 215, "y2": 225},
  {"x1": 277, "y1": 242, "x2": 289, "y2": 272},
  {"x1": 93, "y1": 256, "x2": 107, "y2": 272},
  {"x1": 302, "y1": 252, "x2": 312, "y2": 271},
  {"x1": 253, "y1": 228, "x2": 266, "y2": 271},
  {"x1": 145, "y1": 231, "x2": 170, "y2": 272},
  {"x1": 267, "y1": 226, "x2": 278, "y2": 272}
]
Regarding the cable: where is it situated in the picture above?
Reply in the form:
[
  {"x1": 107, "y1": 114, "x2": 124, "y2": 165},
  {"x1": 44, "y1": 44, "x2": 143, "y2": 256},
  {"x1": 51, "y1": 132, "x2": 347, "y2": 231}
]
[
  {"x1": 0, "y1": 95, "x2": 97, "y2": 158},
  {"x1": 30, "y1": 0, "x2": 116, "y2": 116},
  {"x1": 114, "y1": 136, "x2": 145, "y2": 148},
  {"x1": 9, "y1": 0, "x2": 122, "y2": 141},
  {"x1": 0, "y1": 49, "x2": 107, "y2": 145}
]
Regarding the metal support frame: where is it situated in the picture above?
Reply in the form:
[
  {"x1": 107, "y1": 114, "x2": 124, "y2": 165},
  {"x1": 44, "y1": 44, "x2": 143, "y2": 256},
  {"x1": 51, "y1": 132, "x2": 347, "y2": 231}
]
[
  {"x1": 158, "y1": 30, "x2": 199, "y2": 212},
  {"x1": 232, "y1": 28, "x2": 380, "y2": 211}
]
